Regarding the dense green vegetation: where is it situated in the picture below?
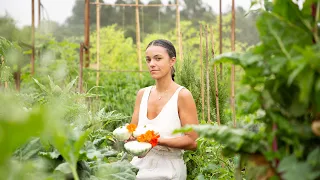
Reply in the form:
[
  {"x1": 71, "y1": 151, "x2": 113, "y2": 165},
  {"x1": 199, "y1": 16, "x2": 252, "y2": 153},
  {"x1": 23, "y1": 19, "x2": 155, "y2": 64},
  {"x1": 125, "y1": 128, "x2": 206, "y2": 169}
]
[{"x1": 1, "y1": 0, "x2": 320, "y2": 179}]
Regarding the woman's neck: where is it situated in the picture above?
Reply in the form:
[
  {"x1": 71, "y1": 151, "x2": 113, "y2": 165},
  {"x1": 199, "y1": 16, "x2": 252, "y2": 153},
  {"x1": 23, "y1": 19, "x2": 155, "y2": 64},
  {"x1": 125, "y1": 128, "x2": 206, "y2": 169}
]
[{"x1": 155, "y1": 76, "x2": 174, "y2": 92}]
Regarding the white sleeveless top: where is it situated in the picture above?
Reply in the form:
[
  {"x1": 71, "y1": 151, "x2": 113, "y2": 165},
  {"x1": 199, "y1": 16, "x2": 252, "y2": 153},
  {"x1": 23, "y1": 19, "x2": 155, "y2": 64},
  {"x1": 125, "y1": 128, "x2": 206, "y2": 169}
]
[
  {"x1": 137, "y1": 85, "x2": 185, "y2": 155},
  {"x1": 131, "y1": 85, "x2": 187, "y2": 180}
]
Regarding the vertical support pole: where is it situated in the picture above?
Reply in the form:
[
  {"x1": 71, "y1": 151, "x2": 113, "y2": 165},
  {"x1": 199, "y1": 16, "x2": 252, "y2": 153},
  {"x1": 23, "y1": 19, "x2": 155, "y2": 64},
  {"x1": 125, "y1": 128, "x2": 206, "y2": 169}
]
[
  {"x1": 84, "y1": 0, "x2": 90, "y2": 68},
  {"x1": 205, "y1": 25, "x2": 211, "y2": 123},
  {"x1": 14, "y1": 66, "x2": 21, "y2": 92},
  {"x1": 79, "y1": 43, "x2": 84, "y2": 94},
  {"x1": 31, "y1": 0, "x2": 35, "y2": 75},
  {"x1": 231, "y1": 0, "x2": 236, "y2": 127},
  {"x1": 219, "y1": 0, "x2": 223, "y2": 79},
  {"x1": 176, "y1": 0, "x2": 183, "y2": 62},
  {"x1": 96, "y1": 0, "x2": 100, "y2": 87},
  {"x1": 311, "y1": 2, "x2": 319, "y2": 43},
  {"x1": 38, "y1": 0, "x2": 41, "y2": 27},
  {"x1": 38, "y1": 0, "x2": 41, "y2": 60},
  {"x1": 211, "y1": 25, "x2": 220, "y2": 126},
  {"x1": 135, "y1": 0, "x2": 142, "y2": 72},
  {"x1": 199, "y1": 24, "x2": 204, "y2": 122}
]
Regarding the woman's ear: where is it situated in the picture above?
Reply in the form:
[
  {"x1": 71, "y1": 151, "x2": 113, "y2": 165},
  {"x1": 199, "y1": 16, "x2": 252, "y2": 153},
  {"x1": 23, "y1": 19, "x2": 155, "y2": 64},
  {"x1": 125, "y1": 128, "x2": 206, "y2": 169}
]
[{"x1": 170, "y1": 57, "x2": 176, "y2": 67}]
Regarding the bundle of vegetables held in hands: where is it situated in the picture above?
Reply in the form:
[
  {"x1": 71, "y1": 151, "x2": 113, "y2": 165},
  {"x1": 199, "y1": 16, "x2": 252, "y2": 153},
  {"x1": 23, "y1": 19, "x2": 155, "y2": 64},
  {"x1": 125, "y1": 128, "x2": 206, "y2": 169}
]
[{"x1": 113, "y1": 124, "x2": 160, "y2": 156}]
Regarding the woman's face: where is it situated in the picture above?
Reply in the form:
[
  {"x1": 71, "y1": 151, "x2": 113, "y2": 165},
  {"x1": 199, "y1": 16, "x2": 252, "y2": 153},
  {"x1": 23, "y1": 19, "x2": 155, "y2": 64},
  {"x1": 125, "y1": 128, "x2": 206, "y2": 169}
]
[{"x1": 145, "y1": 45, "x2": 175, "y2": 80}]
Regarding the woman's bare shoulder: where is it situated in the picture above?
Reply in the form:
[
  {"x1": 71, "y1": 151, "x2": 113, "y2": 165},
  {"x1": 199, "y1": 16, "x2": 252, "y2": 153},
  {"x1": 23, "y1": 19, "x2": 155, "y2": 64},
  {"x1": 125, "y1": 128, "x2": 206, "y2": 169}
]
[
  {"x1": 136, "y1": 86, "x2": 151, "y2": 99},
  {"x1": 178, "y1": 87, "x2": 194, "y2": 100}
]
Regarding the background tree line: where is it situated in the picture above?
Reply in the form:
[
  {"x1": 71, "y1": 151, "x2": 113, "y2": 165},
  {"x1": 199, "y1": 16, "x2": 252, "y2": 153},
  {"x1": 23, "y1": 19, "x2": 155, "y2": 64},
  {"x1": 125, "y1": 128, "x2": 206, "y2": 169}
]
[{"x1": 0, "y1": 0, "x2": 259, "y2": 48}]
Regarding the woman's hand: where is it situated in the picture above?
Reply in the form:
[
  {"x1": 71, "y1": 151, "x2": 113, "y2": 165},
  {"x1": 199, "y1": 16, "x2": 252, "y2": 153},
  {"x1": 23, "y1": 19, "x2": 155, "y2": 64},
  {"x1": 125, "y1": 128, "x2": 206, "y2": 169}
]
[
  {"x1": 138, "y1": 147, "x2": 152, "y2": 158},
  {"x1": 124, "y1": 135, "x2": 136, "y2": 143}
]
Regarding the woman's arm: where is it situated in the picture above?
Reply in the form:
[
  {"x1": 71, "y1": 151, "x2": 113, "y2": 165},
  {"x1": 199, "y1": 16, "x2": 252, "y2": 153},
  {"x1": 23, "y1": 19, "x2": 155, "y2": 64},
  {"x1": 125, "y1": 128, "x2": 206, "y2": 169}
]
[
  {"x1": 158, "y1": 88, "x2": 199, "y2": 151},
  {"x1": 130, "y1": 88, "x2": 145, "y2": 125}
]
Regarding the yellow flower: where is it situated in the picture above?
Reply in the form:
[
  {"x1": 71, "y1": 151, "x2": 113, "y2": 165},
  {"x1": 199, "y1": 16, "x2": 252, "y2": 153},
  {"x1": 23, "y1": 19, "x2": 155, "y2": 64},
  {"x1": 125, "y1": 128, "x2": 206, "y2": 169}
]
[{"x1": 126, "y1": 124, "x2": 137, "y2": 133}]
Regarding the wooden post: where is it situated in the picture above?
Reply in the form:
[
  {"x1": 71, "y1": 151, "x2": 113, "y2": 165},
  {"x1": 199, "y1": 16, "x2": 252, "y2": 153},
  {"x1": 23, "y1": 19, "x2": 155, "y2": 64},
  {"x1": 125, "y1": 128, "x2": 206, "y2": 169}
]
[
  {"x1": 14, "y1": 68, "x2": 21, "y2": 91},
  {"x1": 38, "y1": 0, "x2": 41, "y2": 27},
  {"x1": 135, "y1": 0, "x2": 142, "y2": 73},
  {"x1": 231, "y1": 0, "x2": 236, "y2": 127},
  {"x1": 312, "y1": 2, "x2": 319, "y2": 43},
  {"x1": 79, "y1": 43, "x2": 84, "y2": 93},
  {"x1": 31, "y1": 0, "x2": 35, "y2": 75},
  {"x1": 84, "y1": 0, "x2": 90, "y2": 68},
  {"x1": 176, "y1": 0, "x2": 183, "y2": 62},
  {"x1": 205, "y1": 25, "x2": 211, "y2": 123},
  {"x1": 96, "y1": 0, "x2": 100, "y2": 87},
  {"x1": 38, "y1": 0, "x2": 41, "y2": 60},
  {"x1": 211, "y1": 25, "x2": 220, "y2": 125},
  {"x1": 219, "y1": 0, "x2": 223, "y2": 79},
  {"x1": 200, "y1": 24, "x2": 204, "y2": 121}
]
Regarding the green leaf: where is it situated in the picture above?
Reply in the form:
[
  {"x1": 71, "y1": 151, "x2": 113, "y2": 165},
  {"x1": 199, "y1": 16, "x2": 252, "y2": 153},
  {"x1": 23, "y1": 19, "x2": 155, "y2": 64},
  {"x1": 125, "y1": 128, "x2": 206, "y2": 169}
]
[
  {"x1": 307, "y1": 148, "x2": 320, "y2": 167},
  {"x1": 174, "y1": 125, "x2": 264, "y2": 154},
  {"x1": 73, "y1": 130, "x2": 90, "y2": 162},
  {"x1": 287, "y1": 62, "x2": 306, "y2": 86},
  {"x1": 315, "y1": 77, "x2": 320, "y2": 112},
  {"x1": 33, "y1": 78, "x2": 49, "y2": 94},
  {"x1": 13, "y1": 138, "x2": 43, "y2": 161},
  {"x1": 0, "y1": 98, "x2": 46, "y2": 165},
  {"x1": 39, "y1": 149, "x2": 61, "y2": 159},
  {"x1": 54, "y1": 162, "x2": 72, "y2": 175},
  {"x1": 211, "y1": 52, "x2": 241, "y2": 65},
  {"x1": 63, "y1": 76, "x2": 78, "y2": 94},
  {"x1": 256, "y1": 12, "x2": 312, "y2": 60},
  {"x1": 295, "y1": 67, "x2": 314, "y2": 105},
  {"x1": 278, "y1": 155, "x2": 320, "y2": 180},
  {"x1": 92, "y1": 161, "x2": 138, "y2": 180}
]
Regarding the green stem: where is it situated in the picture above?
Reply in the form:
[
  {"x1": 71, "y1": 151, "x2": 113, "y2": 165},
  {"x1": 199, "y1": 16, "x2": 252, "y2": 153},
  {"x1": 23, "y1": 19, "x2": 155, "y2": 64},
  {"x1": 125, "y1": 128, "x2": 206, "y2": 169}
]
[
  {"x1": 314, "y1": 1, "x2": 320, "y2": 43},
  {"x1": 71, "y1": 165, "x2": 80, "y2": 180}
]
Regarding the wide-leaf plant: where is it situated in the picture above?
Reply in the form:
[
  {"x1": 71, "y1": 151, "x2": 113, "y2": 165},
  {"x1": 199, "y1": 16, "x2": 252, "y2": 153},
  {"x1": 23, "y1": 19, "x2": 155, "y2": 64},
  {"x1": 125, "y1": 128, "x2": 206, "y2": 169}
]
[{"x1": 177, "y1": 0, "x2": 320, "y2": 179}]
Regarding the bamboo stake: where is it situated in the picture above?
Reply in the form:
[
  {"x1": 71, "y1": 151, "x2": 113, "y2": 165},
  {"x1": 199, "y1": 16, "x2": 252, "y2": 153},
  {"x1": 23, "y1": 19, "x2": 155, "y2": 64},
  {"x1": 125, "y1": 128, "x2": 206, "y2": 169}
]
[
  {"x1": 135, "y1": 0, "x2": 142, "y2": 74},
  {"x1": 231, "y1": 0, "x2": 236, "y2": 127},
  {"x1": 200, "y1": 24, "x2": 204, "y2": 122},
  {"x1": 79, "y1": 43, "x2": 84, "y2": 93},
  {"x1": 84, "y1": 0, "x2": 90, "y2": 67},
  {"x1": 176, "y1": 0, "x2": 183, "y2": 62},
  {"x1": 205, "y1": 25, "x2": 211, "y2": 123},
  {"x1": 219, "y1": 0, "x2": 223, "y2": 79},
  {"x1": 141, "y1": 7, "x2": 144, "y2": 39},
  {"x1": 211, "y1": 25, "x2": 220, "y2": 126},
  {"x1": 31, "y1": 0, "x2": 35, "y2": 75},
  {"x1": 14, "y1": 67, "x2": 21, "y2": 91},
  {"x1": 38, "y1": 0, "x2": 41, "y2": 27},
  {"x1": 96, "y1": 0, "x2": 100, "y2": 88}
]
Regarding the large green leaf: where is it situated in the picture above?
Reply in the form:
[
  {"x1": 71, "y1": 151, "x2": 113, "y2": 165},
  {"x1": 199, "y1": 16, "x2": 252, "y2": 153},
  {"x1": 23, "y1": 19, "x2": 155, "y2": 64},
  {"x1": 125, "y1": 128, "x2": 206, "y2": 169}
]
[
  {"x1": 174, "y1": 125, "x2": 265, "y2": 154},
  {"x1": 0, "y1": 95, "x2": 45, "y2": 166},
  {"x1": 256, "y1": 12, "x2": 312, "y2": 60},
  {"x1": 92, "y1": 161, "x2": 138, "y2": 180},
  {"x1": 278, "y1": 155, "x2": 320, "y2": 180}
]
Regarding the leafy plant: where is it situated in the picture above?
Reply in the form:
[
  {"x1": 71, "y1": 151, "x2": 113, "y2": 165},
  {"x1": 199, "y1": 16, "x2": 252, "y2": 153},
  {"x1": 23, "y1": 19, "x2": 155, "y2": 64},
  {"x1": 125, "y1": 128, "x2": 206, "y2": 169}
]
[{"x1": 177, "y1": 0, "x2": 320, "y2": 179}]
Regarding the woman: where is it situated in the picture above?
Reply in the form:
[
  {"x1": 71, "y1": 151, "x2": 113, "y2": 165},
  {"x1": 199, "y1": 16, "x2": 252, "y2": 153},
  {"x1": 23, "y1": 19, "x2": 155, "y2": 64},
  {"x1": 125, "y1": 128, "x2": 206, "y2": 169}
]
[{"x1": 129, "y1": 39, "x2": 199, "y2": 180}]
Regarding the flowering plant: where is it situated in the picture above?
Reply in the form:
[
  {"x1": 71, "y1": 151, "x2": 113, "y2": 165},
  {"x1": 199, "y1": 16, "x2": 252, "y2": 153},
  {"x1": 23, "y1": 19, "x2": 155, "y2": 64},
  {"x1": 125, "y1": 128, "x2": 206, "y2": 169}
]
[
  {"x1": 136, "y1": 130, "x2": 160, "y2": 147},
  {"x1": 126, "y1": 123, "x2": 137, "y2": 133}
]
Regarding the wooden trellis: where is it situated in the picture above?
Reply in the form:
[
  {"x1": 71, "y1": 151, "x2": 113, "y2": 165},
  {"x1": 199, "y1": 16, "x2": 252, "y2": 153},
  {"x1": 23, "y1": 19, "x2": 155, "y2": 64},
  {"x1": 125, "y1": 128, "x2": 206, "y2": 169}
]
[
  {"x1": 199, "y1": 0, "x2": 236, "y2": 126},
  {"x1": 81, "y1": 0, "x2": 183, "y2": 89}
]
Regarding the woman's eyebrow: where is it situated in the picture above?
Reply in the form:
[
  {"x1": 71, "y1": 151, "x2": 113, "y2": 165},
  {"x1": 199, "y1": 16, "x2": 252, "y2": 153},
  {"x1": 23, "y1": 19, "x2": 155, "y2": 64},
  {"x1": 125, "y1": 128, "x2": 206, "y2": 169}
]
[{"x1": 154, "y1": 54, "x2": 162, "y2": 57}]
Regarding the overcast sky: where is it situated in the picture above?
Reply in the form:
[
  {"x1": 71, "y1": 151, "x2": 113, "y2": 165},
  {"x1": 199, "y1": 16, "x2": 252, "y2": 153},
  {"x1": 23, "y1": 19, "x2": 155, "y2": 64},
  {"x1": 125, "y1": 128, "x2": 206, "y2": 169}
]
[{"x1": 0, "y1": 0, "x2": 252, "y2": 27}]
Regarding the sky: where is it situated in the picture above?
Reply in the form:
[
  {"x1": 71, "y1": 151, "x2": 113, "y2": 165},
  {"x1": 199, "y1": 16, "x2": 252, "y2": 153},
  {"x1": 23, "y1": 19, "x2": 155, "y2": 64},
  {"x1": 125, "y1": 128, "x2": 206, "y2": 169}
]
[{"x1": 0, "y1": 0, "x2": 252, "y2": 28}]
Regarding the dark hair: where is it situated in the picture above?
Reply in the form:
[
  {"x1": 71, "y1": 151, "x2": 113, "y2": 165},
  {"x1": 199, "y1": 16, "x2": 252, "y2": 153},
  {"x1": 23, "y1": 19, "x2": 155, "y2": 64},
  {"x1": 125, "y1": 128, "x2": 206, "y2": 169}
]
[{"x1": 146, "y1": 39, "x2": 176, "y2": 81}]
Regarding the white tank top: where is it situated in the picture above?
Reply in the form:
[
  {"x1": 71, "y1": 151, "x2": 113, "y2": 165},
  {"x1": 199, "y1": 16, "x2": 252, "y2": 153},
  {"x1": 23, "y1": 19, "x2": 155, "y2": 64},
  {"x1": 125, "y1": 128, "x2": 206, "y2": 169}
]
[{"x1": 137, "y1": 85, "x2": 184, "y2": 154}]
